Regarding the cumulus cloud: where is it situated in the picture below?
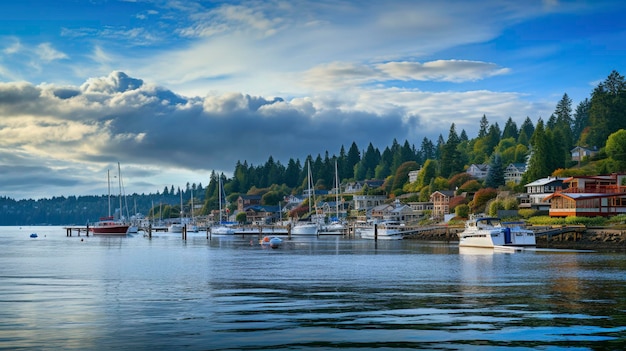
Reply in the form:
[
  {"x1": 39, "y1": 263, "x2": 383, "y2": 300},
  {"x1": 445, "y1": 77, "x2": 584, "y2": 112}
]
[
  {"x1": 301, "y1": 60, "x2": 510, "y2": 90},
  {"x1": 0, "y1": 71, "x2": 553, "y2": 199}
]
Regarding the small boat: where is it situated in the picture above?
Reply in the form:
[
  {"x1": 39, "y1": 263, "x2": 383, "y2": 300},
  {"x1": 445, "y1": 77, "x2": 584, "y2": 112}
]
[
  {"x1": 30, "y1": 233, "x2": 38, "y2": 238},
  {"x1": 91, "y1": 216, "x2": 130, "y2": 235},
  {"x1": 291, "y1": 221, "x2": 319, "y2": 236},
  {"x1": 211, "y1": 224, "x2": 235, "y2": 235},
  {"x1": 358, "y1": 220, "x2": 405, "y2": 240},
  {"x1": 458, "y1": 215, "x2": 536, "y2": 249},
  {"x1": 168, "y1": 223, "x2": 184, "y2": 233},
  {"x1": 91, "y1": 164, "x2": 131, "y2": 235},
  {"x1": 260, "y1": 236, "x2": 282, "y2": 248}
]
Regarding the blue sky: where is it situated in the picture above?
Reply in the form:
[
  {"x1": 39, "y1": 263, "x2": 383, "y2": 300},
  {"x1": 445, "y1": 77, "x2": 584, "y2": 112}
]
[{"x1": 0, "y1": 0, "x2": 625, "y2": 200}]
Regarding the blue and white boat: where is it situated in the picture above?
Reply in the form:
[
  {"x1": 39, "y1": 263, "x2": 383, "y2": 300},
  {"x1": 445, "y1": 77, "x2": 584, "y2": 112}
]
[{"x1": 458, "y1": 215, "x2": 536, "y2": 249}]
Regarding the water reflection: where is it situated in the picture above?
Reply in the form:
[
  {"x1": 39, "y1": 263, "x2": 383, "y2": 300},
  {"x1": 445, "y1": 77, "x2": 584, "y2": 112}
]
[{"x1": 0, "y1": 227, "x2": 625, "y2": 350}]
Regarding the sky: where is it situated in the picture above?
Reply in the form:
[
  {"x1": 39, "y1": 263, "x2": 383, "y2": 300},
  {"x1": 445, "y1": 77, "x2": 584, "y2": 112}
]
[{"x1": 1, "y1": 0, "x2": 625, "y2": 200}]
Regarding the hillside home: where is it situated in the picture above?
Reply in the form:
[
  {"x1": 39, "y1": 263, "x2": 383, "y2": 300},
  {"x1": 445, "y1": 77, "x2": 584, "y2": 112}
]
[
  {"x1": 467, "y1": 164, "x2": 489, "y2": 179},
  {"x1": 544, "y1": 173, "x2": 626, "y2": 217},
  {"x1": 520, "y1": 177, "x2": 567, "y2": 211},
  {"x1": 242, "y1": 205, "x2": 282, "y2": 224},
  {"x1": 570, "y1": 146, "x2": 598, "y2": 162},
  {"x1": 430, "y1": 190, "x2": 456, "y2": 219},
  {"x1": 237, "y1": 195, "x2": 262, "y2": 212},
  {"x1": 352, "y1": 195, "x2": 387, "y2": 211},
  {"x1": 504, "y1": 163, "x2": 526, "y2": 184},
  {"x1": 370, "y1": 199, "x2": 417, "y2": 223}
]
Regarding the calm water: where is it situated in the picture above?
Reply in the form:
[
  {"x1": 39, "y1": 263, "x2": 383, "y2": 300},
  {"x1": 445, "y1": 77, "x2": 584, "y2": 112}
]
[{"x1": 1, "y1": 226, "x2": 625, "y2": 350}]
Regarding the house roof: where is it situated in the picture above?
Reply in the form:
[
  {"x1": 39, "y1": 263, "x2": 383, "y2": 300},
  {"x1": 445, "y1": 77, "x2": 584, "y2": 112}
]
[
  {"x1": 543, "y1": 192, "x2": 618, "y2": 201},
  {"x1": 239, "y1": 194, "x2": 262, "y2": 200},
  {"x1": 244, "y1": 205, "x2": 281, "y2": 212},
  {"x1": 524, "y1": 177, "x2": 565, "y2": 187}
]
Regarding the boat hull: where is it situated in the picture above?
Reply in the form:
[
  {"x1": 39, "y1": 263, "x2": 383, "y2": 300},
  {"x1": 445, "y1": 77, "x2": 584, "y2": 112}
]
[
  {"x1": 291, "y1": 223, "x2": 319, "y2": 236},
  {"x1": 91, "y1": 225, "x2": 130, "y2": 235}
]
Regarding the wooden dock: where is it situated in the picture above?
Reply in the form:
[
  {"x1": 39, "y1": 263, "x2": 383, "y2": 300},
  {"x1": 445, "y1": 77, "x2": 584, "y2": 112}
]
[{"x1": 65, "y1": 226, "x2": 91, "y2": 236}]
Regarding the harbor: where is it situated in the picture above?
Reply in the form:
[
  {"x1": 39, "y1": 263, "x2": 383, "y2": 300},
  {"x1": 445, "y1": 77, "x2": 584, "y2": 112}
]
[{"x1": 4, "y1": 225, "x2": 626, "y2": 350}]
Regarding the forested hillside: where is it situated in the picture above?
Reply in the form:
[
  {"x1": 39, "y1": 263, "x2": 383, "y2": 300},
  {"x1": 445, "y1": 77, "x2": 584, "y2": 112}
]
[{"x1": 2, "y1": 70, "x2": 626, "y2": 225}]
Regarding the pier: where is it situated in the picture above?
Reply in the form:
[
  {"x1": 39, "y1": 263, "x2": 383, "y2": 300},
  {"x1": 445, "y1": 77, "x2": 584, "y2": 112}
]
[{"x1": 65, "y1": 226, "x2": 90, "y2": 236}]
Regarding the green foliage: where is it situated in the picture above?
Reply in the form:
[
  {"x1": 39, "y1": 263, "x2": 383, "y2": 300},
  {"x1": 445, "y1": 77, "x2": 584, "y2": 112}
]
[
  {"x1": 455, "y1": 204, "x2": 470, "y2": 218},
  {"x1": 470, "y1": 188, "x2": 498, "y2": 213},
  {"x1": 236, "y1": 212, "x2": 247, "y2": 224},
  {"x1": 458, "y1": 179, "x2": 482, "y2": 193},
  {"x1": 487, "y1": 199, "x2": 504, "y2": 217},
  {"x1": 605, "y1": 129, "x2": 626, "y2": 170},
  {"x1": 518, "y1": 209, "x2": 537, "y2": 219}
]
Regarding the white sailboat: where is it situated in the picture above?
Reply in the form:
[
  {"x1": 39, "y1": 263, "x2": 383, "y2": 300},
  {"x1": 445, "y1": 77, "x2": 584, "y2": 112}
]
[
  {"x1": 168, "y1": 190, "x2": 184, "y2": 233},
  {"x1": 291, "y1": 161, "x2": 320, "y2": 236},
  {"x1": 211, "y1": 176, "x2": 235, "y2": 235},
  {"x1": 320, "y1": 160, "x2": 345, "y2": 235}
]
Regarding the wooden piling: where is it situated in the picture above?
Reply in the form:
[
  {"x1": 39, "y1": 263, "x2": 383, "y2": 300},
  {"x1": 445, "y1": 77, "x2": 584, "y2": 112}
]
[{"x1": 374, "y1": 223, "x2": 378, "y2": 241}]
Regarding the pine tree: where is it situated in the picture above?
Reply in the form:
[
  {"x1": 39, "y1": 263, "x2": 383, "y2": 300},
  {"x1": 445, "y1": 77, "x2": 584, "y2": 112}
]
[
  {"x1": 523, "y1": 119, "x2": 551, "y2": 183},
  {"x1": 485, "y1": 153, "x2": 505, "y2": 188},
  {"x1": 478, "y1": 114, "x2": 489, "y2": 138},
  {"x1": 572, "y1": 98, "x2": 590, "y2": 144},
  {"x1": 502, "y1": 117, "x2": 519, "y2": 140}
]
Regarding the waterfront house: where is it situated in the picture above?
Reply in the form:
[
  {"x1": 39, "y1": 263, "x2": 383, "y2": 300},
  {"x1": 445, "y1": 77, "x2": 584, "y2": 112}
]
[
  {"x1": 237, "y1": 195, "x2": 262, "y2": 212},
  {"x1": 544, "y1": 173, "x2": 626, "y2": 217},
  {"x1": 352, "y1": 195, "x2": 387, "y2": 212},
  {"x1": 520, "y1": 177, "x2": 567, "y2": 211}
]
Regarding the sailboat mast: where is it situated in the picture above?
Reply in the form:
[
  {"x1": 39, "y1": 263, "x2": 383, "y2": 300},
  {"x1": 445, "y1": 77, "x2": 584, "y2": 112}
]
[
  {"x1": 335, "y1": 160, "x2": 339, "y2": 219},
  {"x1": 218, "y1": 176, "x2": 222, "y2": 224},
  {"x1": 307, "y1": 161, "x2": 312, "y2": 214},
  {"x1": 107, "y1": 169, "x2": 111, "y2": 217},
  {"x1": 118, "y1": 162, "x2": 123, "y2": 221}
]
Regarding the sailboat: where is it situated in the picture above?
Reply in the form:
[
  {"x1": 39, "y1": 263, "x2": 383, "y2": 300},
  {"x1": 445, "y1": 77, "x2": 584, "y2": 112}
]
[
  {"x1": 91, "y1": 163, "x2": 130, "y2": 235},
  {"x1": 211, "y1": 176, "x2": 235, "y2": 235},
  {"x1": 168, "y1": 190, "x2": 185, "y2": 233},
  {"x1": 320, "y1": 160, "x2": 345, "y2": 235},
  {"x1": 188, "y1": 188, "x2": 199, "y2": 232},
  {"x1": 291, "y1": 161, "x2": 320, "y2": 236}
]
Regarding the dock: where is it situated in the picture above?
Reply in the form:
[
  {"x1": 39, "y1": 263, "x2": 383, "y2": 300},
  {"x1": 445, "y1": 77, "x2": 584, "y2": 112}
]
[{"x1": 65, "y1": 226, "x2": 91, "y2": 236}]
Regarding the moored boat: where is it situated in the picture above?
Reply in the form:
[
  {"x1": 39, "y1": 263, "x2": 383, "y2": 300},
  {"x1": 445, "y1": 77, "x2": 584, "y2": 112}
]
[
  {"x1": 91, "y1": 216, "x2": 130, "y2": 235},
  {"x1": 260, "y1": 236, "x2": 282, "y2": 248},
  {"x1": 458, "y1": 215, "x2": 536, "y2": 248},
  {"x1": 291, "y1": 221, "x2": 319, "y2": 236},
  {"x1": 358, "y1": 220, "x2": 404, "y2": 240}
]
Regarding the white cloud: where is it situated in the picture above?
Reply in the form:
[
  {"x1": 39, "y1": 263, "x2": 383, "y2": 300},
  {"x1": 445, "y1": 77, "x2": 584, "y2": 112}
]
[{"x1": 36, "y1": 43, "x2": 68, "y2": 62}]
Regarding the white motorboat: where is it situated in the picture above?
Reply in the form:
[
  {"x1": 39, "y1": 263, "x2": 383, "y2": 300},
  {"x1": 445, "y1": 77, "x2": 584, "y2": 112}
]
[
  {"x1": 358, "y1": 220, "x2": 404, "y2": 240},
  {"x1": 458, "y1": 215, "x2": 536, "y2": 249},
  {"x1": 291, "y1": 221, "x2": 319, "y2": 236}
]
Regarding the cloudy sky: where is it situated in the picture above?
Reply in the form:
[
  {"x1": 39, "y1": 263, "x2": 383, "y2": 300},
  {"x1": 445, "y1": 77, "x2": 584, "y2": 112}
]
[{"x1": 0, "y1": 0, "x2": 624, "y2": 200}]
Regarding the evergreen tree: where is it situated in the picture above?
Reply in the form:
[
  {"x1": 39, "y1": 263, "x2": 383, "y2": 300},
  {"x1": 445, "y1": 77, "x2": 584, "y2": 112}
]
[
  {"x1": 587, "y1": 70, "x2": 626, "y2": 148},
  {"x1": 502, "y1": 117, "x2": 519, "y2": 140},
  {"x1": 440, "y1": 124, "x2": 463, "y2": 177},
  {"x1": 523, "y1": 119, "x2": 551, "y2": 183},
  {"x1": 285, "y1": 158, "x2": 301, "y2": 188},
  {"x1": 519, "y1": 117, "x2": 535, "y2": 141},
  {"x1": 345, "y1": 142, "x2": 361, "y2": 179},
  {"x1": 572, "y1": 98, "x2": 590, "y2": 144},
  {"x1": 420, "y1": 137, "x2": 435, "y2": 161},
  {"x1": 485, "y1": 153, "x2": 505, "y2": 188},
  {"x1": 478, "y1": 114, "x2": 489, "y2": 138},
  {"x1": 376, "y1": 147, "x2": 393, "y2": 179}
]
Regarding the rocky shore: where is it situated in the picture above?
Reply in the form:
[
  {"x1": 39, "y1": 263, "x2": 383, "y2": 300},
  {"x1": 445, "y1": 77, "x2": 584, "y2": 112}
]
[
  {"x1": 535, "y1": 227, "x2": 626, "y2": 252},
  {"x1": 405, "y1": 225, "x2": 626, "y2": 252}
]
